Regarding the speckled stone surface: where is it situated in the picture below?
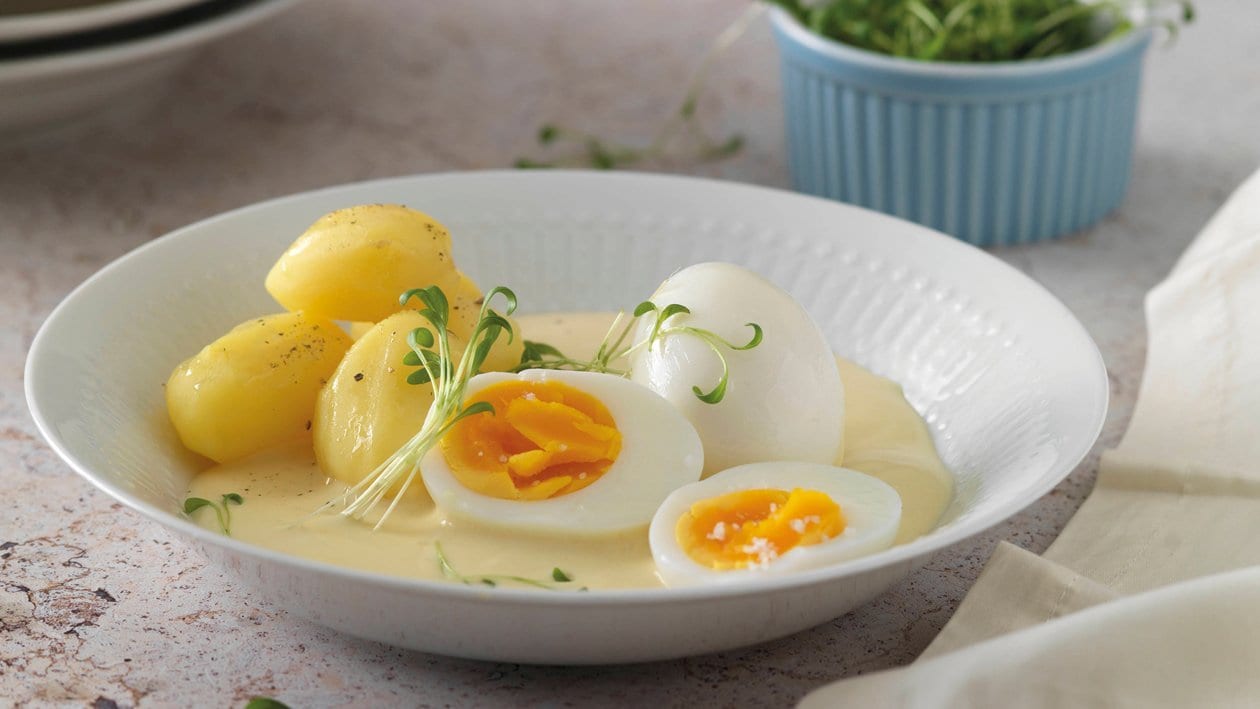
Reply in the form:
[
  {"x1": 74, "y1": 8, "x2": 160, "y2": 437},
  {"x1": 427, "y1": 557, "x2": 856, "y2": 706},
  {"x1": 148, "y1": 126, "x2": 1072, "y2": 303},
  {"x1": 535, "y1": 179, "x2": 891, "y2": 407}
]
[{"x1": 3, "y1": 0, "x2": 1259, "y2": 706}]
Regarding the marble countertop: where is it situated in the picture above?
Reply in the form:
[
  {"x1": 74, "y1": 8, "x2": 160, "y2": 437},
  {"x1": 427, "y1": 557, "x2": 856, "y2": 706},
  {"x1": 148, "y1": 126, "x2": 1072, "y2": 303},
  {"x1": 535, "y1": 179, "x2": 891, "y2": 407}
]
[{"x1": 4, "y1": 0, "x2": 1259, "y2": 705}]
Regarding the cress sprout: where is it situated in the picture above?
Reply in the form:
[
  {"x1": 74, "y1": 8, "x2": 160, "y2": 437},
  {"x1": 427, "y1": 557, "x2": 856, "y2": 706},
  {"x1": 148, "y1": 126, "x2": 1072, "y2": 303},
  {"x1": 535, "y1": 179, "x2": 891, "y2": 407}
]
[
  {"x1": 183, "y1": 493, "x2": 244, "y2": 535},
  {"x1": 435, "y1": 542, "x2": 582, "y2": 591},
  {"x1": 513, "y1": 300, "x2": 762, "y2": 404},
  {"x1": 317, "y1": 285, "x2": 517, "y2": 529},
  {"x1": 515, "y1": 3, "x2": 764, "y2": 169}
]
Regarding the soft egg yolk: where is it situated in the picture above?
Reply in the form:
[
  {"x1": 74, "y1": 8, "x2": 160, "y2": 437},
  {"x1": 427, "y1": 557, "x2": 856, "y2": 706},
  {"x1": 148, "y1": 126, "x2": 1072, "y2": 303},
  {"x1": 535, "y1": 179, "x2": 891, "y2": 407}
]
[
  {"x1": 440, "y1": 380, "x2": 622, "y2": 501},
  {"x1": 676, "y1": 488, "x2": 845, "y2": 570}
]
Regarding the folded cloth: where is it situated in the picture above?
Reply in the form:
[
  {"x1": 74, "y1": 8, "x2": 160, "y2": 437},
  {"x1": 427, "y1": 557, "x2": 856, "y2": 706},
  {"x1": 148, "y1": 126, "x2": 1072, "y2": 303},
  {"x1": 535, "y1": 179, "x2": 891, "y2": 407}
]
[
  {"x1": 918, "y1": 543, "x2": 1116, "y2": 659},
  {"x1": 802, "y1": 566, "x2": 1260, "y2": 708},
  {"x1": 802, "y1": 166, "x2": 1260, "y2": 707}
]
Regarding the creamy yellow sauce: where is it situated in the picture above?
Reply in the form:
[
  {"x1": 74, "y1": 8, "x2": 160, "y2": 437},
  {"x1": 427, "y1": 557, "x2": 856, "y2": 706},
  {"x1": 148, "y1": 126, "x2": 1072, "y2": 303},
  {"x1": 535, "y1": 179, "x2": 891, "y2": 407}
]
[{"x1": 188, "y1": 312, "x2": 953, "y2": 589}]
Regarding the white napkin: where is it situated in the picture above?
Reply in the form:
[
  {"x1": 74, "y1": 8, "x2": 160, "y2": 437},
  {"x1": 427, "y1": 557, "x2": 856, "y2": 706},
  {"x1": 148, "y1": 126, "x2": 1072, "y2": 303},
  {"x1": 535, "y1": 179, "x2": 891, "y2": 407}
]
[{"x1": 802, "y1": 167, "x2": 1260, "y2": 707}]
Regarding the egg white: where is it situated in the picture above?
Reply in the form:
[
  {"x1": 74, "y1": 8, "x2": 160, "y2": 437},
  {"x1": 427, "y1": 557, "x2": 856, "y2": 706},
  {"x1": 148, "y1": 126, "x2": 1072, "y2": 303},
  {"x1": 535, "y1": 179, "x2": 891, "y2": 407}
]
[
  {"x1": 628, "y1": 262, "x2": 844, "y2": 475},
  {"x1": 648, "y1": 462, "x2": 902, "y2": 587},
  {"x1": 420, "y1": 369, "x2": 704, "y2": 536}
]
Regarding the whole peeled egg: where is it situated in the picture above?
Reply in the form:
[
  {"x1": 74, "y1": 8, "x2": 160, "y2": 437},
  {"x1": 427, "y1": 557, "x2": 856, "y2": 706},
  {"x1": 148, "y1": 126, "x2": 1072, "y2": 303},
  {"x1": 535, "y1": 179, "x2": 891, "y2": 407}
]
[{"x1": 628, "y1": 262, "x2": 844, "y2": 475}]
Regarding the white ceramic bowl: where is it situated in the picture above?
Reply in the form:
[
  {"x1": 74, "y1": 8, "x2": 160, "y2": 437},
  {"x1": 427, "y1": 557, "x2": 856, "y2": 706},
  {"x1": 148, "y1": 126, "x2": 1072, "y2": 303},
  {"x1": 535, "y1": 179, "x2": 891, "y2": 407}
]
[
  {"x1": 0, "y1": 0, "x2": 207, "y2": 42},
  {"x1": 0, "y1": 0, "x2": 296, "y2": 142},
  {"x1": 25, "y1": 171, "x2": 1108, "y2": 664}
]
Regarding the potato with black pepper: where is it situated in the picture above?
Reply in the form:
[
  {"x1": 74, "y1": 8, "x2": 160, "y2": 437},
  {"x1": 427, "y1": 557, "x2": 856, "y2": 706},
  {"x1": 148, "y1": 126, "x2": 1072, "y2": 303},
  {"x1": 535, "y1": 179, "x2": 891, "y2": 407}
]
[
  {"x1": 314, "y1": 310, "x2": 448, "y2": 495},
  {"x1": 166, "y1": 312, "x2": 353, "y2": 463},
  {"x1": 265, "y1": 204, "x2": 462, "y2": 323}
]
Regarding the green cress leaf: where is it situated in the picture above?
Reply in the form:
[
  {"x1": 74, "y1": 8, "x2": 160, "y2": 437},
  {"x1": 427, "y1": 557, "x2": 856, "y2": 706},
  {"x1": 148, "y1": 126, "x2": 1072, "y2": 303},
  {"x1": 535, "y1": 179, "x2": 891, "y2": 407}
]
[
  {"x1": 244, "y1": 699, "x2": 291, "y2": 709},
  {"x1": 519, "y1": 340, "x2": 568, "y2": 367},
  {"x1": 520, "y1": 341, "x2": 539, "y2": 362},
  {"x1": 478, "y1": 312, "x2": 513, "y2": 340},
  {"x1": 452, "y1": 401, "x2": 495, "y2": 425},
  {"x1": 734, "y1": 323, "x2": 764, "y2": 350},
  {"x1": 399, "y1": 287, "x2": 427, "y2": 306},
  {"x1": 411, "y1": 326, "x2": 435, "y2": 349},
  {"x1": 552, "y1": 568, "x2": 573, "y2": 583},
  {"x1": 484, "y1": 286, "x2": 519, "y2": 317},
  {"x1": 527, "y1": 341, "x2": 565, "y2": 358},
  {"x1": 693, "y1": 378, "x2": 728, "y2": 405},
  {"x1": 633, "y1": 301, "x2": 657, "y2": 317},
  {"x1": 402, "y1": 350, "x2": 422, "y2": 366},
  {"x1": 422, "y1": 284, "x2": 449, "y2": 322},
  {"x1": 416, "y1": 309, "x2": 441, "y2": 329},
  {"x1": 406, "y1": 369, "x2": 432, "y2": 386},
  {"x1": 658, "y1": 303, "x2": 691, "y2": 321},
  {"x1": 223, "y1": 493, "x2": 244, "y2": 506},
  {"x1": 183, "y1": 497, "x2": 212, "y2": 515}
]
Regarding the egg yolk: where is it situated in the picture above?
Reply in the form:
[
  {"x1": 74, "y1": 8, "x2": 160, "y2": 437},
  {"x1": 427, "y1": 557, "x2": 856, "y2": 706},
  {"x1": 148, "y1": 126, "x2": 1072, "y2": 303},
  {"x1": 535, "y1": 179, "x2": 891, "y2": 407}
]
[
  {"x1": 676, "y1": 488, "x2": 845, "y2": 570},
  {"x1": 440, "y1": 380, "x2": 622, "y2": 501}
]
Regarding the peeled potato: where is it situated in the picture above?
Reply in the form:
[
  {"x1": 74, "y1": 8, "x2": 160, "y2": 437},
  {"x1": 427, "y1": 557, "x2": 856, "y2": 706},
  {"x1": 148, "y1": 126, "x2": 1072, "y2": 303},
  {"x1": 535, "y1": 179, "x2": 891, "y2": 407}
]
[
  {"x1": 166, "y1": 312, "x2": 352, "y2": 463},
  {"x1": 265, "y1": 204, "x2": 462, "y2": 323},
  {"x1": 314, "y1": 305, "x2": 526, "y2": 494},
  {"x1": 315, "y1": 311, "x2": 445, "y2": 494}
]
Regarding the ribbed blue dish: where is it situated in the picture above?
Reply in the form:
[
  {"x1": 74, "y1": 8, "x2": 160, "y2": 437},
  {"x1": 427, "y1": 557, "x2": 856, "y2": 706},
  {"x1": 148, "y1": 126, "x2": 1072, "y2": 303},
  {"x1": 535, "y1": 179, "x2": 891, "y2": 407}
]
[{"x1": 771, "y1": 10, "x2": 1150, "y2": 246}]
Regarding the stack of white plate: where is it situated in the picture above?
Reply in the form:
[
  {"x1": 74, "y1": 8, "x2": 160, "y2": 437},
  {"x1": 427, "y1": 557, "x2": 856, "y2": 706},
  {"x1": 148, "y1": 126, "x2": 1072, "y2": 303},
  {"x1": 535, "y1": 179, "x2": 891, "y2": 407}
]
[{"x1": 0, "y1": 0, "x2": 296, "y2": 141}]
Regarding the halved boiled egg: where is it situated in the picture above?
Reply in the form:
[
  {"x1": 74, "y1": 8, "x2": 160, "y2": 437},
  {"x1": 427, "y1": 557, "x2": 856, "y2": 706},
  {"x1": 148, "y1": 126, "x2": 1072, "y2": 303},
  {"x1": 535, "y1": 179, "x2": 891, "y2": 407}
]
[
  {"x1": 421, "y1": 369, "x2": 704, "y2": 535},
  {"x1": 648, "y1": 462, "x2": 902, "y2": 587}
]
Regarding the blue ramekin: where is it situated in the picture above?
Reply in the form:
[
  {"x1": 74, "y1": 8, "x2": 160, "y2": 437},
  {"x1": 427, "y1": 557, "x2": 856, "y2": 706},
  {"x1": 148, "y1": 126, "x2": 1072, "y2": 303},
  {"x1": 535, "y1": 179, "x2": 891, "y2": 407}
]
[{"x1": 771, "y1": 9, "x2": 1151, "y2": 246}]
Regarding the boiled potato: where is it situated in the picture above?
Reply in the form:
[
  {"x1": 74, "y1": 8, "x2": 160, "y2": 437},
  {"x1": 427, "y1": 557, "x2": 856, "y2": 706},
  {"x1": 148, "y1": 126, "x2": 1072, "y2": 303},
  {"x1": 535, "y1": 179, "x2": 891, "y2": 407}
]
[
  {"x1": 315, "y1": 311, "x2": 447, "y2": 494},
  {"x1": 166, "y1": 312, "x2": 352, "y2": 463},
  {"x1": 265, "y1": 204, "x2": 462, "y2": 323},
  {"x1": 315, "y1": 304, "x2": 526, "y2": 495}
]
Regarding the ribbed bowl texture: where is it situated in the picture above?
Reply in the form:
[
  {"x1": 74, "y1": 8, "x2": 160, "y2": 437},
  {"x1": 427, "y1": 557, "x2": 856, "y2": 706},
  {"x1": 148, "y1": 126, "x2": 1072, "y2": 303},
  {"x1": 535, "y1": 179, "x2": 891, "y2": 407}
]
[
  {"x1": 26, "y1": 172, "x2": 1108, "y2": 663},
  {"x1": 772, "y1": 10, "x2": 1149, "y2": 246}
]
